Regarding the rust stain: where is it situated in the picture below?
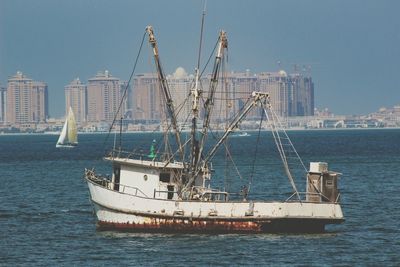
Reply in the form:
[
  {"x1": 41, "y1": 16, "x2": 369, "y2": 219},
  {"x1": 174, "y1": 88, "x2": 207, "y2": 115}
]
[
  {"x1": 96, "y1": 216, "x2": 334, "y2": 233},
  {"x1": 97, "y1": 217, "x2": 263, "y2": 233}
]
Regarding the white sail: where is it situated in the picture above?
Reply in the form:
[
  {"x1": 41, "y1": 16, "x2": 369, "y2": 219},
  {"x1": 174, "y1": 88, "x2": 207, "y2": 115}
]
[
  {"x1": 56, "y1": 107, "x2": 78, "y2": 148},
  {"x1": 67, "y1": 107, "x2": 78, "y2": 144}
]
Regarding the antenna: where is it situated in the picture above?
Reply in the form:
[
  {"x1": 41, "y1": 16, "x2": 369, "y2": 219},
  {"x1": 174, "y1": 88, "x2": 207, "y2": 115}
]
[
  {"x1": 197, "y1": 0, "x2": 207, "y2": 71},
  {"x1": 189, "y1": 0, "x2": 207, "y2": 179},
  {"x1": 293, "y1": 63, "x2": 298, "y2": 73}
]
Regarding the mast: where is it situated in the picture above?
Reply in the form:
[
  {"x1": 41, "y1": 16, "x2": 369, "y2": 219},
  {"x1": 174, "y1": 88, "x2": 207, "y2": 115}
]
[
  {"x1": 145, "y1": 26, "x2": 186, "y2": 165},
  {"x1": 188, "y1": 30, "x2": 228, "y2": 185},
  {"x1": 189, "y1": 4, "x2": 206, "y2": 178}
]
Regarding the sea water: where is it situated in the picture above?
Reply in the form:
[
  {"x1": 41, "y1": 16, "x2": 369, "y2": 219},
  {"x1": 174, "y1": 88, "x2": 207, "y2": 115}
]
[{"x1": 1, "y1": 129, "x2": 399, "y2": 266}]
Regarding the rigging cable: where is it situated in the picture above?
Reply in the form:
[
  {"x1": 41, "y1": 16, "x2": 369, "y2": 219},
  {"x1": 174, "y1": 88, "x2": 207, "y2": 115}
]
[
  {"x1": 263, "y1": 103, "x2": 301, "y2": 201},
  {"x1": 248, "y1": 103, "x2": 265, "y2": 195},
  {"x1": 199, "y1": 38, "x2": 219, "y2": 79},
  {"x1": 103, "y1": 30, "x2": 147, "y2": 148}
]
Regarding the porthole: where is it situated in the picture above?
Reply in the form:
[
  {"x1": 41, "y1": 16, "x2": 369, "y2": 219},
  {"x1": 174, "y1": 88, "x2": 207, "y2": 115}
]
[{"x1": 144, "y1": 174, "x2": 148, "y2": 181}]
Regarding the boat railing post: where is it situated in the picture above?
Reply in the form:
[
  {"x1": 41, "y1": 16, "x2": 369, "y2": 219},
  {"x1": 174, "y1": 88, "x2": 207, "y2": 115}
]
[{"x1": 335, "y1": 192, "x2": 341, "y2": 203}]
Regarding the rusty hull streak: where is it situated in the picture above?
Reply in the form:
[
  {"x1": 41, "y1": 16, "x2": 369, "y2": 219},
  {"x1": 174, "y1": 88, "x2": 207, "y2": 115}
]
[
  {"x1": 98, "y1": 217, "x2": 262, "y2": 233},
  {"x1": 91, "y1": 200, "x2": 341, "y2": 233},
  {"x1": 96, "y1": 216, "x2": 330, "y2": 233},
  {"x1": 92, "y1": 201, "x2": 341, "y2": 233}
]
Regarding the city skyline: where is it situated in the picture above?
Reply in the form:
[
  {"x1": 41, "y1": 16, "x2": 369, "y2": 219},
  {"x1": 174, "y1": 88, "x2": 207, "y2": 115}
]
[
  {"x1": 2, "y1": 67, "x2": 399, "y2": 124},
  {"x1": 6, "y1": 68, "x2": 312, "y2": 123},
  {"x1": 1, "y1": 0, "x2": 399, "y2": 117},
  {"x1": 1, "y1": 69, "x2": 399, "y2": 131}
]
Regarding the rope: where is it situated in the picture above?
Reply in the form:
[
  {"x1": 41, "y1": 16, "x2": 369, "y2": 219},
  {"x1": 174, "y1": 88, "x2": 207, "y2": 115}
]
[
  {"x1": 103, "y1": 30, "x2": 147, "y2": 148},
  {"x1": 199, "y1": 37, "x2": 219, "y2": 78},
  {"x1": 248, "y1": 104, "x2": 264, "y2": 195},
  {"x1": 263, "y1": 103, "x2": 301, "y2": 201}
]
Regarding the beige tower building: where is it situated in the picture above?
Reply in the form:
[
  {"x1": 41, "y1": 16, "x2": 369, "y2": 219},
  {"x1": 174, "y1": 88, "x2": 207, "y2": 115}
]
[
  {"x1": 167, "y1": 67, "x2": 192, "y2": 124},
  {"x1": 87, "y1": 70, "x2": 121, "y2": 123},
  {"x1": 120, "y1": 81, "x2": 132, "y2": 119},
  {"x1": 132, "y1": 73, "x2": 161, "y2": 121},
  {"x1": 290, "y1": 73, "x2": 314, "y2": 116},
  {"x1": 6, "y1": 71, "x2": 48, "y2": 124},
  {"x1": 0, "y1": 84, "x2": 6, "y2": 124},
  {"x1": 201, "y1": 72, "x2": 237, "y2": 125},
  {"x1": 65, "y1": 78, "x2": 87, "y2": 123},
  {"x1": 227, "y1": 70, "x2": 258, "y2": 119},
  {"x1": 258, "y1": 71, "x2": 291, "y2": 117},
  {"x1": 130, "y1": 69, "x2": 314, "y2": 123}
]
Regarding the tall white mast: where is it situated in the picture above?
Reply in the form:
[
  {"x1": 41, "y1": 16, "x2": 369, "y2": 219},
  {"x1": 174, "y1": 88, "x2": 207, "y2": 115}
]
[
  {"x1": 189, "y1": 2, "x2": 207, "y2": 178},
  {"x1": 146, "y1": 26, "x2": 186, "y2": 168}
]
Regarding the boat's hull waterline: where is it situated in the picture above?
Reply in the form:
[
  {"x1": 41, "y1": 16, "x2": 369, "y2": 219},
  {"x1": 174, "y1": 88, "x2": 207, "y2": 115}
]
[
  {"x1": 87, "y1": 178, "x2": 344, "y2": 233},
  {"x1": 56, "y1": 143, "x2": 77, "y2": 148}
]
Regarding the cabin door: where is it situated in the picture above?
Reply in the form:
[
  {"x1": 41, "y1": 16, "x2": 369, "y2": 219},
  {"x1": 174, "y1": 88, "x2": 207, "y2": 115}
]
[
  {"x1": 167, "y1": 185, "x2": 174, "y2": 200},
  {"x1": 113, "y1": 166, "x2": 120, "y2": 191}
]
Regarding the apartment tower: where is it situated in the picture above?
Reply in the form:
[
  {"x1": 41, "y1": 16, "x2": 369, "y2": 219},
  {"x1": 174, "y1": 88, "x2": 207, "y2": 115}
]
[
  {"x1": 87, "y1": 70, "x2": 121, "y2": 123},
  {"x1": 65, "y1": 78, "x2": 87, "y2": 123},
  {"x1": 6, "y1": 71, "x2": 48, "y2": 124}
]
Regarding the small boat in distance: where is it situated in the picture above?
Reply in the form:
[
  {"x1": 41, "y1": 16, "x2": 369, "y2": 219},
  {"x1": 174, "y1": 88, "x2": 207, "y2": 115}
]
[
  {"x1": 231, "y1": 131, "x2": 250, "y2": 137},
  {"x1": 56, "y1": 107, "x2": 78, "y2": 148}
]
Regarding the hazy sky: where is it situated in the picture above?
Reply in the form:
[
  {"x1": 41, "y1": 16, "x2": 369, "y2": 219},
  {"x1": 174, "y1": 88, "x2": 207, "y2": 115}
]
[{"x1": 1, "y1": 0, "x2": 399, "y2": 117}]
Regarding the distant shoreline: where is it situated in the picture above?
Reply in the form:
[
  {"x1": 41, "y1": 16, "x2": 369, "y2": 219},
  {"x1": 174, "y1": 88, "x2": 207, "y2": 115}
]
[{"x1": 1, "y1": 127, "x2": 400, "y2": 136}]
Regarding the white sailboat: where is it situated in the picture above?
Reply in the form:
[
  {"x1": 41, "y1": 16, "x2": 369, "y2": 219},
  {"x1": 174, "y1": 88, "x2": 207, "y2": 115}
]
[
  {"x1": 56, "y1": 107, "x2": 78, "y2": 148},
  {"x1": 84, "y1": 26, "x2": 344, "y2": 233}
]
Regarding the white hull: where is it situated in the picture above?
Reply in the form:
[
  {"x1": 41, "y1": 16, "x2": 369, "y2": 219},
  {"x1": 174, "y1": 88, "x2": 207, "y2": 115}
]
[
  {"x1": 87, "y1": 177, "x2": 344, "y2": 233},
  {"x1": 56, "y1": 143, "x2": 77, "y2": 148}
]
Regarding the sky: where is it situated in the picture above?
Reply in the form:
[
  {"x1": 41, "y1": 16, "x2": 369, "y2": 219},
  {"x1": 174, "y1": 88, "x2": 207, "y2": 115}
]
[{"x1": 1, "y1": 0, "x2": 399, "y2": 118}]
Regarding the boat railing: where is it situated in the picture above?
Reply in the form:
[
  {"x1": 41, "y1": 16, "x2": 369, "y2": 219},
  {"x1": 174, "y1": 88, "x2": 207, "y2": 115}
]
[
  {"x1": 190, "y1": 186, "x2": 230, "y2": 201},
  {"x1": 85, "y1": 168, "x2": 148, "y2": 198},
  {"x1": 153, "y1": 189, "x2": 179, "y2": 200},
  {"x1": 285, "y1": 191, "x2": 340, "y2": 203},
  {"x1": 85, "y1": 169, "x2": 109, "y2": 186},
  {"x1": 108, "y1": 149, "x2": 171, "y2": 162},
  {"x1": 118, "y1": 183, "x2": 149, "y2": 198}
]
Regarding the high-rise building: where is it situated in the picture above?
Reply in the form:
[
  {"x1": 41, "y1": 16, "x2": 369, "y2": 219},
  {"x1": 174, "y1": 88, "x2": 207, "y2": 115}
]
[
  {"x1": 65, "y1": 78, "x2": 87, "y2": 123},
  {"x1": 167, "y1": 67, "x2": 193, "y2": 123},
  {"x1": 258, "y1": 71, "x2": 291, "y2": 117},
  {"x1": 200, "y1": 72, "x2": 241, "y2": 124},
  {"x1": 6, "y1": 71, "x2": 48, "y2": 124},
  {"x1": 256, "y1": 71, "x2": 314, "y2": 117},
  {"x1": 87, "y1": 70, "x2": 121, "y2": 123},
  {"x1": 132, "y1": 73, "x2": 161, "y2": 122},
  {"x1": 227, "y1": 70, "x2": 258, "y2": 119},
  {"x1": 290, "y1": 73, "x2": 314, "y2": 116},
  {"x1": 131, "y1": 69, "x2": 314, "y2": 122},
  {"x1": 0, "y1": 84, "x2": 6, "y2": 124},
  {"x1": 120, "y1": 81, "x2": 132, "y2": 119}
]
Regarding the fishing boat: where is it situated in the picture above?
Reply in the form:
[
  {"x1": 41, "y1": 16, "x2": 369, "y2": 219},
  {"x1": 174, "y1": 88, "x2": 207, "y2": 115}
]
[
  {"x1": 84, "y1": 25, "x2": 344, "y2": 233},
  {"x1": 56, "y1": 107, "x2": 78, "y2": 148}
]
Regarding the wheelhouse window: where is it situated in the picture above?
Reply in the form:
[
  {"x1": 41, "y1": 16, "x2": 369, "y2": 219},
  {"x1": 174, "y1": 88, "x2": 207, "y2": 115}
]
[
  {"x1": 326, "y1": 179, "x2": 333, "y2": 187},
  {"x1": 160, "y1": 172, "x2": 170, "y2": 183}
]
